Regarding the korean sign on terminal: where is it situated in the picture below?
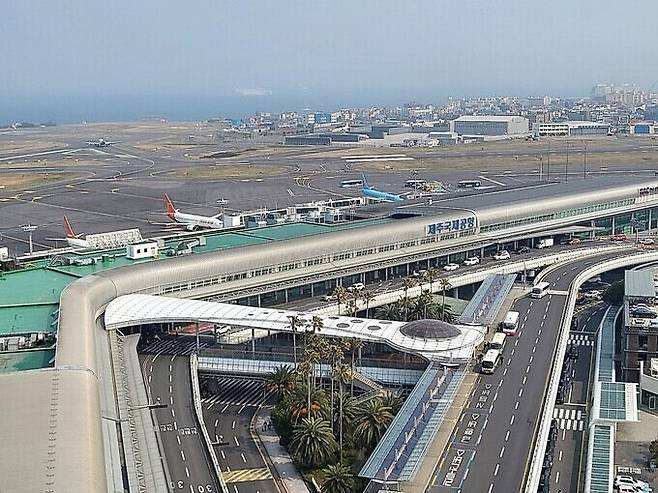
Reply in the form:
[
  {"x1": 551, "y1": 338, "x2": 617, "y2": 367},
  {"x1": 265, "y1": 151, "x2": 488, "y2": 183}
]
[{"x1": 426, "y1": 215, "x2": 476, "y2": 236}]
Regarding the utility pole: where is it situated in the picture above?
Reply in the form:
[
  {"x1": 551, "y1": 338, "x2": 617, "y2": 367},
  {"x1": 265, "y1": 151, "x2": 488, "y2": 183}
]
[
  {"x1": 583, "y1": 143, "x2": 587, "y2": 179},
  {"x1": 21, "y1": 224, "x2": 37, "y2": 255},
  {"x1": 565, "y1": 141, "x2": 569, "y2": 183}
]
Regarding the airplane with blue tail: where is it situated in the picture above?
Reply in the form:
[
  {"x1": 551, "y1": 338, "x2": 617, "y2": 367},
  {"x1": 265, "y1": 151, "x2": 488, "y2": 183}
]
[{"x1": 361, "y1": 174, "x2": 404, "y2": 202}]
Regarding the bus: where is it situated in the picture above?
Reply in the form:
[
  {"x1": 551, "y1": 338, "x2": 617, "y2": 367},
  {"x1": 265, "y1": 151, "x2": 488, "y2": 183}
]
[
  {"x1": 405, "y1": 179, "x2": 427, "y2": 188},
  {"x1": 481, "y1": 349, "x2": 502, "y2": 374},
  {"x1": 340, "y1": 179, "x2": 363, "y2": 188},
  {"x1": 501, "y1": 311, "x2": 520, "y2": 335},
  {"x1": 457, "y1": 180, "x2": 482, "y2": 188},
  {"x1": 531, "y1": 281, "x2": 551, "y2": 299}
]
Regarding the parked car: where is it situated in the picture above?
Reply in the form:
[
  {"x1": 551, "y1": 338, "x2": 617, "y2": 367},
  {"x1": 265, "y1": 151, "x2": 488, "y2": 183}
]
[
  {"x1": 631, "y1": 306, "x2": 658, "y2": 318},
  {"x1": 494, "y1": 250, "x2": 511, "y2": 260},
  {"x1": 463, "y1": 256, "x2": 480, "y2": 266},
  {"x1": 582, "y1": 290, "x2": 602, "y2": 300},
  {"x1": 639, "y1": 237, "x2": 655, "y2": 245},
  {"x1": 443, "y1": 263, "x2": 460, "y2": 272},
  {"x1": 611, "y1": 233, "x2": 628, "y2": 241},
  {"x1": 568, "y1": 238, "x2": 582, "y2": 245},
  {"x1": 515, "y1": 246, "x2": 531, "y2": 254},
  {"x1": 347, "y1": 282, "x2": 365, "y2": 292},
  {"x1": 321, "y1": 294, "x2": 336, "y2": 302},
  {"x1": 412, "y1": 269, "x2": 428, "y2": 278}
]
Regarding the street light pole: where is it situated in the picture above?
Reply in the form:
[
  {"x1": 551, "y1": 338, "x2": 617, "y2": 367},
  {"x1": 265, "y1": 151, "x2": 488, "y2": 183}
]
[
  {"x1": 565, "y1": 141, "x2": 569, "y2": 183},
  {"x1": 583, "y1": 143, "x2": 587, "y2": 179},
  {"x1": 21, "y1": 224, "x2": 37, "y2": 255}
]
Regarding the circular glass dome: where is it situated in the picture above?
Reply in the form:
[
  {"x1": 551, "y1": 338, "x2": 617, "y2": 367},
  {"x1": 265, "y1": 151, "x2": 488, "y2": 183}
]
[
  {"x1": 366, "y1": 325, "x2": 382, "y2": 331},
  {"x1": 336, "y1": 323, "x2": 350, "y2": 328},
  {"x1": 350, "y1": 319, "x2": 364, "y2": 323},
  {"x1": 400, "y1": 319, "x2": 460, "y2": 339}
]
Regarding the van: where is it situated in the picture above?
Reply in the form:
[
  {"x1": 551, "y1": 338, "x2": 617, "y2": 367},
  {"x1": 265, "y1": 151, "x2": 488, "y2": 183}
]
[
  {"x1": 489, "y1": 333, "x2": 507, "y2": 351},
  {"x1": 481, "y1": 349, "x2": 501, "y2": 374}
]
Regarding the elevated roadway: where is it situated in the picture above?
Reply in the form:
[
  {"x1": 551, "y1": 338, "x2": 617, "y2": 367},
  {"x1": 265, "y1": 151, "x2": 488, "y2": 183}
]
[{"x1": 428, "y1": 251, "x2": 635, "y2": 493}]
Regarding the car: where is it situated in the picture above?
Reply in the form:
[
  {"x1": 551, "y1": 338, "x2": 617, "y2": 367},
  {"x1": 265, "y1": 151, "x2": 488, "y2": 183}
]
[
  {"x1": 615, "y1": 475, "x2": 651, "y2": 491},
  {"x1": 321, "y1": 294, "x2": 336, "y2": 302},
  {"x1": 582, "y1": 290, "x2": 602, "y2": 300},
  {"x1": 443, "y1": 263, "x2": 460, "y2": 271},
  {"x1": 347, "y1": 282, "x2": 365, "y2": 292},
  {"x1": 568, "y1": 238, "x2": 582, "y2": 245},
  {"x1": 639, "y1": 237, "x2": 655, "y2": 245},
  {"x1": 463, "y1": 256, "x2": 480, "y2": 266},
  {"x1": 412, "y1": 269, "x2": 428, "y2": 278},
  {"x1": 515, "y1": 246, "x2": 531, "y2": 254},
  {"x1": 632, "y1": 306, "x2": 658, "y2": 318},
  {"x1": 611, "y1": 233, "x2": 628, "y2": 241},
  {"x1": 493, "y1": 250, "x2": 511, "y2": 260}
]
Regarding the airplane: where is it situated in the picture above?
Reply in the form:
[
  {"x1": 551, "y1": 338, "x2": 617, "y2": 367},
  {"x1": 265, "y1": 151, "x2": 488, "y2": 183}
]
[
  {"x1": 45, "y1": 216, "x2": 93, "y2": 249},
  {"x1": 164, "y1": 193, "x2": 224, "y2": 230},
  {"x1": 85, "y1": 138, "x2": 119, "y2": 147},
  {"x1": 361, "y1": 174, "x2": 404, "y2": 202}
]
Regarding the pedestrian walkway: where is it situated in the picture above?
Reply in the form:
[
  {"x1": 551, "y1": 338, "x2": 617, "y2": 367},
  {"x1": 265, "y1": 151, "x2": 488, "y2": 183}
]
[
  {"x1": 552, "y1": 407, "x2": 586, "y2": 431},
  {"x1": 254, "y1": 406, "x2": 310, "y2": 493}
]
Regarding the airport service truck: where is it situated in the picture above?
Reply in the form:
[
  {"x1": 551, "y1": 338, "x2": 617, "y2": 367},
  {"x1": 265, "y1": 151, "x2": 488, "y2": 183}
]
[{"x1": 536, "y1": 238, "x2": 554, "y2": 249}]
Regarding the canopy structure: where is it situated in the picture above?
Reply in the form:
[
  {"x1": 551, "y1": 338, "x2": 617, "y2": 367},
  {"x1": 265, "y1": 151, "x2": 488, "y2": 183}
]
[{"x1": 105, "y1": 294, "x2": 486, "y2": 362}]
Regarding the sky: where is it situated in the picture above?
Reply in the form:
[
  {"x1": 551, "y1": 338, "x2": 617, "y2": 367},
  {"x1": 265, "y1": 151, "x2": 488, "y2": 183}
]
[{"x1": 2, "y1": 0, "x2": 657, "y2": 122}]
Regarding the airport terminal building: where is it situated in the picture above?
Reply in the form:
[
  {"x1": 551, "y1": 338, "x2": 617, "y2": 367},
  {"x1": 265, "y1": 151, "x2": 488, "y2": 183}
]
[{"x1": 4, "y1": 175, "x2": 658, "y2": 491}]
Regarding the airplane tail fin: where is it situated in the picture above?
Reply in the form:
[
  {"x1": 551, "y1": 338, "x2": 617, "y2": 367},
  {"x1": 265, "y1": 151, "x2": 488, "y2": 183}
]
[
  {"x1": 64, "y1": 216, "x2": 76, "y2": 238},
  {"x1": 164, "y1": 193, "x2": 177, "y2": 219},
  {"x1": 361, "y1": 173, "x2": 370, "y2": 189}
]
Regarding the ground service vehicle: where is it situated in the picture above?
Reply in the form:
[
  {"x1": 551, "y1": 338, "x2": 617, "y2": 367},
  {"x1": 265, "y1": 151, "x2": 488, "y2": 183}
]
[
  {"x1": 502, "y1": 311, "x2": 520, "y2": 335},
  {"x1": 536, "y1": 238, "x2": 554, "y2": 249},
  {"x1": 531, "y1": 281, "x2": 551, "y2": 299},
  {"x1": 457, "y1": 179, "x2": 482, "y2": 188},
  {"x1": 481, "y1": 349, "x2": 501, "y2": 374},
  {"x1": 405, "y1": 179, "x2": 426, "y2": 188}
]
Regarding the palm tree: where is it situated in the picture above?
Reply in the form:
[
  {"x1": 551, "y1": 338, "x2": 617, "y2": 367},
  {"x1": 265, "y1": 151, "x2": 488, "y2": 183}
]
[
  {"x1": 306, "y1": 316, "x2": 324, "y2": 390},
  {"x1": 321, "y1": 463, "x2": 355, "y2": 493},
  {"x1": 332, "y1": 362, "x2": 352, "y2": 462},
  {"x1": 287, "y1": 315, "x2": 307, "y2": 369},
  {"x1": 353, "y1": 398, "x2": 394, "y2": 453},
  {"x1": 422, "y1": 267, "x2": 441, "y2": 295},
  {"x1": 437, "y1": 278, "x2": 453, "y2": 313},
  {"x1": 438, "y1": 302, "x2": 456, "y2": 323},
  {"x1": 332, "y1": 286, "x2": 348, "y2": 316},
  {"x1": 379, "y1": 390, "x2": 403, "y2": 415},
  {"x1": 347, "y1": 338, "x2": 365, "y2": 396},
  {"x1": 401, "y1": 277, "x2": 417, "y2": 321},
  {"x1": 289, "y1": 416, "x2": 337, "y2": 467},
  {"x1": 332, "y1": 394, "x2": 359, "y2": 439},
  {"x1": 264, "y1": 365, "x2": 297, "y2": 401},
  {"x1": 289, "y1": 384, "x2": 329, "y2": 423},
  {"x1": 326, "y1": 342, "x2": 345, "y2": 432},
  {"x1": 361, "y1": 290, "x2": 375, "y2": 318},
  {"x1": 375, "y1": 302, "x2": 402, "y2": 320},
  {"x1": 346, "y1": 294, "x2": 358, "y2": 316}
]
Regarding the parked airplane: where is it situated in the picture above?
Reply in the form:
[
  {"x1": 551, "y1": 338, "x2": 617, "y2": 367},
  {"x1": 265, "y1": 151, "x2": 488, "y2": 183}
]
[
  {"x1": 361, "y1": 174, "x2": 404, "y2": 202},
  {"x1": 53, "y1": 216, "x2": 92, "y2": 249},
  {"x1": 164, "y1": 193, "x2": 224, "y2": 230},
  {"x1": 85, "y1": 138, "x2": 119, "y2": 147}
]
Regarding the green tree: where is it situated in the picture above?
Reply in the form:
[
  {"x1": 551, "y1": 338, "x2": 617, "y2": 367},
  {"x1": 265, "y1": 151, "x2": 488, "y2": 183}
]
[
  {"x1": 321, "y1": 463, "x2": 355, "y2": 493},
  {"x1": 649, "y1": 437, "x2": 658, "y2": 461},
  {"x1": 290, "y1": 417, "x2": 337, "y2": 467},
  {"x1": 603, "y1": 281, "x2": 625, "y2": 305},
  {"x1": 401, "y1": 277, "x2": 417, "y2": 321},
  {"x1": 332, "y1": 362, "x2": 352, "y2": 462},
  {"x1": 289, "y1": 384, "x2": 329, "y2": 423},
  {"x1": 437, "y1": 278, "x2": 453, "y2": 314},
  {"x1": 346, "y1": 338, "x2": 365, "y2": 396},
  {"x1": 379, "y1": 390, "x2": 403, "y2": 415},
  {"x1": 264, "y1": 365, "x2": 297, "y2": 401},
  {"x1": 353, "y1": 398, "x2": 394, "y2": 452},
  {"x1": 375, "y1": 301, "x2": 401, "y2": 320},
  {"x1": 422, "y1": 267, "x2": 441, "y2": 295}
]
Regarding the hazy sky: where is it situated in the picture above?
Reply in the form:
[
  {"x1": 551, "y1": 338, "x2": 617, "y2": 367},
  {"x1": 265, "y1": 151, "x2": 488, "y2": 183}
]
[{"x1": 3, "y1": 0, "x2": 657, "y2": 121}]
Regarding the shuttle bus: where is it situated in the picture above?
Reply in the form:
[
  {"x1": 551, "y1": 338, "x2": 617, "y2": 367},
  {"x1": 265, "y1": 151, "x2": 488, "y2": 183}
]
[
  {"x1": 531, "y1": 281, "x2": 551, "y2": 299},
  {"x1": 501, "y1": 311, "x2": 520, "y2": 335},
  {"x1": 481, "y1": 349, "x2": 502, "y2": 374},
  {"x1": 457, "y1": 179, "x2": 482, "y2": 188},
  {"x1": 340, "y1": 179, "x2": 363, "y2": 188}
]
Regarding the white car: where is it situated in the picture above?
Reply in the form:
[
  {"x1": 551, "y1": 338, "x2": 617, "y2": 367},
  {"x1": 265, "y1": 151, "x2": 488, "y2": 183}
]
[
  {"x1": 443, "y1": 263, "x2": 460, "y2": 271},
  {"x1": 493, "y1": 250, "x2": 510, "y2": 260},
  {"x1": 583, "y1": 290, "x2": 602, "y2": 300},
  {"x1": 347, "y1": 282, "x2": 365, "y2": 292},
  {"x1": 639, "y1": 238, "x2": 655, "y2": 245},
  {"x1": 615, "y1": 475, "x2": 651, "y2": 492},
  {"x1": 463, "y1": 257, "x2": 480, "y2": 266}
]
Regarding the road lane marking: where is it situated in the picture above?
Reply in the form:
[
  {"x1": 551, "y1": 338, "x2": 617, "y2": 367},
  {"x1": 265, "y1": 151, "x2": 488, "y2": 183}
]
[
  {"x1": 529, "y1": 356, "x2": 534, "y2": 364},
  {"x1": 499, "y1": 446, "x2": 505, "y2": 458},
  {"x1": 221, "y1": 450, "x2": 226, "y2": 459},
  {"x1": 503, "y1": 368, "x2": 508, "y2": 376},
  {"x1": 241, "y1": 452, "x2": 247, "y2": 463},
  {"x1": 185, "y1": 466, "x2": 190, "y2": 478},
  {"x1": 522, "y1": 376, "x2": 527, "y2": 385},
  {"x1": 177, "y1": 435, "x2": 181, "y2": 445},
  {"x1": 221, "y1": 404, "x2": 229, "y2": 413},
  {"x1": 169, "y1": 385, "x2": 172, "y2": 393},
  {"x1": 515, "y1": 339, "x2": 519, "y2": 347},
  {"x1": 494, "y1": 463, "x2": 500, "y2": 476},
  {"x1": 180, "y1": 450, "x2": 185, "y2": 461},
  {"x1": 558, "y1": 450, "x2": 563, "y2": 461},
  {"x1": 488, "y1": 484, "x2": 494, "y2": 493},
  {"x1": 234, "y1": 436, "x2": 240, "y2": 447},
  {"x1": 505, "y1": 430, "x2": 510, "y2": 441},
  {"x1": 515, "y1": 401, "x2": 519, "y2": 410},
  {"x1": 555, "y1": 471, "x2": 560, "y2": 483},
  {"x1": 171, "y1": 409, "x2": 175, "y2": 418},
  {"x1": 232, "y1": 420, "x2": 236, "y2": 430},
  {"x1": 498, "y1": 379, "x2": 504, "y2": 388},
  {"x1": 510, "y1": 415, "x2": 515, "y2": 426},
  {"x1": 518, "y1": 388, "x2": 524, "y2": 397},
  {"x1": 171, "y1": 355, "x2": 176, "y2": 362},
  {"x1": 170, "y1": 396, "x2": 174, "y2": 405},
  {"x1": 238, "y1": 404, "x2": 246, "y2": 414},
  {"x1": 526, "y1": 365, "x2": 531, "y2": 374},
  {"x1": 169, "y1": 374, "x2": 172, "y2": 382},
  {"x1": 214, "y1": 418, "x2": 219, "y2": 428}
]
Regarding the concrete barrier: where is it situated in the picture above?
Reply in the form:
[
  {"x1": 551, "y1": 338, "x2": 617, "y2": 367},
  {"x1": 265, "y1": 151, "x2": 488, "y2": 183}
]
[{"x1": 189, "y1": 354, "x2": 229, "y2": 493}]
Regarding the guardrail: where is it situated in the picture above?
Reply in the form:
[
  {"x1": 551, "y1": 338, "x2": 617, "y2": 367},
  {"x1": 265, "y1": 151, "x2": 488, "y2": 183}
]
[
  {"x1": 523, "y1": 249, "x2": 658, "y2": 493},
  {"x1": 189, "y1": 354, "x2": 229, "y2": 493}
]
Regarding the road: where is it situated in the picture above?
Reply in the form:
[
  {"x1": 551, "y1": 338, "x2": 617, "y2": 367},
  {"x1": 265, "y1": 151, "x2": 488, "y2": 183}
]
[
  {"x1": 201, "y1": 376, "x2": 280, "y2": 493},
  {"x1": 142, "y1": 352, "x2": 220, "y2": 493},
  {"x1": 549, "y1": 303, "x2": 607, "y2": 492},
  {"x1": 428, "y1": 252, "x2": 630, "y2": 493}
]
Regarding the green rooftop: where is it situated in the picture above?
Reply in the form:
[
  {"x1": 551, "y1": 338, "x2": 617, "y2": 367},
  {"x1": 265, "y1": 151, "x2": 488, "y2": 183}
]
[{"x1": 0, "y1": 218, "x2": 390, "y2": 372}]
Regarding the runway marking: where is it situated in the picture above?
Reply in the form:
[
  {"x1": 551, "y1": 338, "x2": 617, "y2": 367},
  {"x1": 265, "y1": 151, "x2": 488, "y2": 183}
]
[{"x1": 478, "y1": 175, "x2": 506, "y2": 186}]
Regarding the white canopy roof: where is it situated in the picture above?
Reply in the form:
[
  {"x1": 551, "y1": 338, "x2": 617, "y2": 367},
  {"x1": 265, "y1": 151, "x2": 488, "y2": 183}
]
[{"x1": 105, "y1": 294, "x2": 485, "y2": 362}]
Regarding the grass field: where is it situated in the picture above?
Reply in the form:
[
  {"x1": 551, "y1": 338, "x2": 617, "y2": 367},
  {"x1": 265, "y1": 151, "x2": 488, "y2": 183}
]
[
  {"x1": 0, "y1": 172, "x2": 78, "y2": 190},
  {"x1": 167, "y1": 163, "x2": 288, "y2": 178}
]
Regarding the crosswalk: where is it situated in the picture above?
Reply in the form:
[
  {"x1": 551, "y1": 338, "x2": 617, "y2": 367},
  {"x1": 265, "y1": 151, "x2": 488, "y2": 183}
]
[
  {"x1": 552, "y1": 407, "x2": 585, "y2": 431},
  {"x1": 201, "y1": 378, "x2": 267, "y2": 408},
  {"x1": 569, "y1": 333, "x2": 594, "y2": 346},
  {"x1": 140, "y1": 338, "x2": 209, "y2": 355},
  {"x1": 223, "y1": 467, "x2": 273, "y2": 483}
]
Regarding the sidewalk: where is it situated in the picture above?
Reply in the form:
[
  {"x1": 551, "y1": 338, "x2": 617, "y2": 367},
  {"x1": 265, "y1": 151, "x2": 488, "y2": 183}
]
[{"x1": 254, "y1": 406, "x2": 311, "y2": 493}]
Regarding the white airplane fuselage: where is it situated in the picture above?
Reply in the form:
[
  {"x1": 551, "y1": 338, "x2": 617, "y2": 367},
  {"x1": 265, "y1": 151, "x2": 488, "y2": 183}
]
[{"x1": 172, "y1": 211, "x2": 223, "y2": 230}]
